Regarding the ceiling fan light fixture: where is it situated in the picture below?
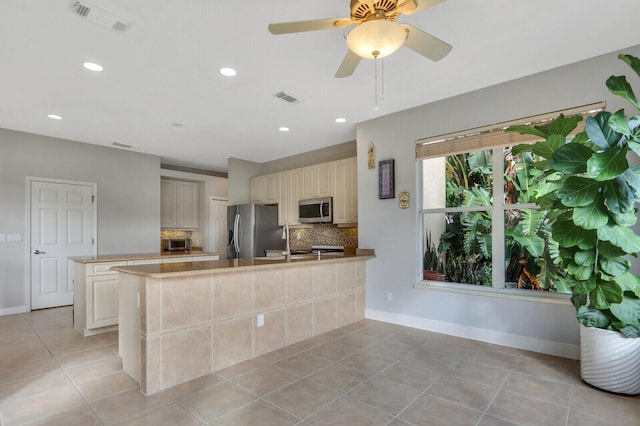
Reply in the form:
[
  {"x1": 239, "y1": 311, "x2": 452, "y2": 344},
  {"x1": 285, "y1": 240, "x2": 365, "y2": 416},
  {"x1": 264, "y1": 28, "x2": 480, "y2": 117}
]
[{"x1": 346, "y1": 20, "x2": 406, "y2": 59}]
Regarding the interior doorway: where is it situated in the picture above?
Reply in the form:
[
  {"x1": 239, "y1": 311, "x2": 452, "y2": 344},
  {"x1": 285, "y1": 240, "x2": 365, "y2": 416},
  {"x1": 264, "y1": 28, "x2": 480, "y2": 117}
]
[
  {"x1": 209, "y1": 198, "x2": 228, "y2": 259},
  {"x1": 28, "y1": 178, "x2": 97, "y2": 309}
]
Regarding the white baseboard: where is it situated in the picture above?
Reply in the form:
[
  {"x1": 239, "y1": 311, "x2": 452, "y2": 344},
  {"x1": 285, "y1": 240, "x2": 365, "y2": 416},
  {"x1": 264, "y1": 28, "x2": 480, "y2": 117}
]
[
  {"x1": 366, "y1": 308, "x2": 580, "y2": 360},
  {"x1": 0, "y1": 305, "x2": 28, "y2": 316}
]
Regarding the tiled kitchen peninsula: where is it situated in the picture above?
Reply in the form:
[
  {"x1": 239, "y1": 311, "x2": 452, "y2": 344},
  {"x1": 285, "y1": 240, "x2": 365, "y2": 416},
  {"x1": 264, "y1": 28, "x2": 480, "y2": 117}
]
[{"x1": 114, "y1": 253, "x2": 373, "y2": 394}]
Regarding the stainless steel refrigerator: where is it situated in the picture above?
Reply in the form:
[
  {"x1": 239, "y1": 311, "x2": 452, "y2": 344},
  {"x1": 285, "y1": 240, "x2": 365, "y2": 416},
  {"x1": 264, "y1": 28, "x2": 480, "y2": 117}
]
[{"x1": 227, "y1": 204, "x2": 282, "y2": 258}]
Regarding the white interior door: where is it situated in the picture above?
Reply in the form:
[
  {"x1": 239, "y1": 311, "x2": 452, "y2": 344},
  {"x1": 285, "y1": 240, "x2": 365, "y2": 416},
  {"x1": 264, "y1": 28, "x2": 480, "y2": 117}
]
[
  {"x1": 30, "y1": 180, "x2": 95, "y2": 309},
  {"x1": 209, "y1": 198, "x2": 228, "y2": 259}
]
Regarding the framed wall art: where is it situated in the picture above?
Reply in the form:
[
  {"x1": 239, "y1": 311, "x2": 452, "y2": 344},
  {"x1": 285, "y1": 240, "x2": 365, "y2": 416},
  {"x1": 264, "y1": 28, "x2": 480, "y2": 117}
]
[{"x1": 378, "y1": 159, "x2": 395, "y2": 199}]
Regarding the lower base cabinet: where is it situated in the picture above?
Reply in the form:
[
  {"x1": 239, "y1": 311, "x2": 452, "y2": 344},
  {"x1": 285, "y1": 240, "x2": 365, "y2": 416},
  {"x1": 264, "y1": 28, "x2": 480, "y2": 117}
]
[{"x1": 73, "y1": 255, "x2": 219, "y2": 336}]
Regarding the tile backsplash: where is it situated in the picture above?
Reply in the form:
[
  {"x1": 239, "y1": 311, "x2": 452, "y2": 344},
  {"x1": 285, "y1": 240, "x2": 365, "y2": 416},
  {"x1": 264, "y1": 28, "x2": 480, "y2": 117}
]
[{"x1": 290, "y1": 224, "x2": 358, "y2": 248}]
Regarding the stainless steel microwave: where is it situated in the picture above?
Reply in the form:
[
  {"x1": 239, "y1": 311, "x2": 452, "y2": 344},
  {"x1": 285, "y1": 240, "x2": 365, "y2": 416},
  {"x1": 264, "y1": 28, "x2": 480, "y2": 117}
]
[
  {"x1": 162, "y1": 238, "x2": 191, "y2": 252},
  {"x1": 298, "y1": 197, "x2": 333, "y2": 223}
]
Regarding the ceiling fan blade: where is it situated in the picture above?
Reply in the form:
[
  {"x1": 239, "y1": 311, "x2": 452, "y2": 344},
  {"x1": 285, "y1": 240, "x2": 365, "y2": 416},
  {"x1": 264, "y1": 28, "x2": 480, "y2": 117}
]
[
  {"x1": 335, "y1": 50, "x2": 362, "y2": 78},
  {"x1": 402, "y1": 24, "x2": 452, "y2": 61},
  {"x1": 268, "y1": 18, "x2": 352, "y2": 35},
  {"x1": 397, "y1": 0, "x2": 446, "y2": 15}
]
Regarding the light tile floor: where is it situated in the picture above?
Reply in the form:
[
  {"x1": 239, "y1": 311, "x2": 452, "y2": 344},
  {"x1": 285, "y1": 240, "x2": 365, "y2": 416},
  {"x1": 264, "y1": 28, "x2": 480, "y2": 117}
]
[{"x1": 1, "y1": 306, "x2": 639, "y2": 425}]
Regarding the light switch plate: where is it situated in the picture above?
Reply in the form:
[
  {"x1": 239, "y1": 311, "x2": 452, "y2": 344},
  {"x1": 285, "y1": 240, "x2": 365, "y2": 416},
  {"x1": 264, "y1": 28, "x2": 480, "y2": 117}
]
[
  {"x1": 0, "y1": 234, "x2": 5, "y2": 242},
  {"x1": 257, "y1": 314, "x2": 265, "y2": 327}
]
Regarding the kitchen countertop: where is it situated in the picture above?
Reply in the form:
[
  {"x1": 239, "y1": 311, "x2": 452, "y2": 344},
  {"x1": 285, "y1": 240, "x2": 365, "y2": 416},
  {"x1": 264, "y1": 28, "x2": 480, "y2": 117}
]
[
  {"x1": 112, "y1": 249, "x2": 375, "y2": 278},
  {"x1": 69, "y1": 251, "x2": 220, "y2": 263}
]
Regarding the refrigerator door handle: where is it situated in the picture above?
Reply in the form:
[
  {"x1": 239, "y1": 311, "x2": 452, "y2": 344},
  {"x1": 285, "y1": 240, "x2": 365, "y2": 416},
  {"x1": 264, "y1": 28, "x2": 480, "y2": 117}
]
[{"x1": 235, "y1": 214, "x2": 242, "y2": 254}]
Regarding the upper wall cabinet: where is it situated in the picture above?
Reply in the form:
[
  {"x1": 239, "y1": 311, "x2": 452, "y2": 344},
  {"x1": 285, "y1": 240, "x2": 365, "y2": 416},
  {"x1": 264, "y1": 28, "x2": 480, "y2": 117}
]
[
  {"x1": 161, "y1": 178, "x2": 199, "y2": 229},
  {"x1": 300, "y1": 163, "x2": 333, "y2": 200},
  {"x1": 332, "y1": 157, "x2": 358, "y2": 224},
  {"x1": 277, "y1": 169, "x2": 300, "y2": 226},
  {"x1": 250, "y1": 174, "x2": 278, "y2": 204}
]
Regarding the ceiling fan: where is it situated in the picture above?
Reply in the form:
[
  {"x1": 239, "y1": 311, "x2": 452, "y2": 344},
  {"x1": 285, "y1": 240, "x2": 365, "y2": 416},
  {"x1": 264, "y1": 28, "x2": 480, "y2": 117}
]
[{"x1": 268, "y1": 0, "x2": 452, "y2": 78}]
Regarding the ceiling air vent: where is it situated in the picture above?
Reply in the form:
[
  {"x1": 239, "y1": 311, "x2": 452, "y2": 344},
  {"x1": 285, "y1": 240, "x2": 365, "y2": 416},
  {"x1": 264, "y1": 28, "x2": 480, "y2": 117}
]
[
  {"x1": 68, "y1": 0, "x2": 130, "y2": 32},
  {"x1": 274, "y1": 91, "x2": 303, "y2": 104}
]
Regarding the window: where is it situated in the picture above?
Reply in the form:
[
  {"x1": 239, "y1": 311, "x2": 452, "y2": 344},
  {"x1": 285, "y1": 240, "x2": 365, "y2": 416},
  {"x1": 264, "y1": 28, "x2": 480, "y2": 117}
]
[{"x1": 417, "y1": 103, "x2": 604, "y2": 294}]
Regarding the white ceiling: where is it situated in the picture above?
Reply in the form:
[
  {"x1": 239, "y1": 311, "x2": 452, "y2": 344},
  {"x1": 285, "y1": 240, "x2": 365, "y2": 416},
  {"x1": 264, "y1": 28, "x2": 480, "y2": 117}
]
[{"x1": 2, "y1": 0, "x2": 639, "y2": 172}]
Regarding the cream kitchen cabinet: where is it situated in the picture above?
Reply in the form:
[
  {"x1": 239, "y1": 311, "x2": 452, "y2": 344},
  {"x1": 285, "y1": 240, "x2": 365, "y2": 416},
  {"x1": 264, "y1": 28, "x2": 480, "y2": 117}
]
[
  {"x1": 299, "y1": 163, "x2": 333, "y2": 200},
  {"x1": 74, "y1": 261, "x2": 126, "y2": 336},
  {"x1": 161, "y1": 178, "x2": 199, "y2": 229},
  {"x1": 73, "y1": 254, "x2": 220, "y2": 336},
  {"x1": 277, "y1": 169, "x2": 300, "y2": 226},
  {"x1": 250, "y1": 174, "x2": 278, "y2": 203},
  {"x1": 332, "y1": 157, "x2": 358, "y2": 224}
]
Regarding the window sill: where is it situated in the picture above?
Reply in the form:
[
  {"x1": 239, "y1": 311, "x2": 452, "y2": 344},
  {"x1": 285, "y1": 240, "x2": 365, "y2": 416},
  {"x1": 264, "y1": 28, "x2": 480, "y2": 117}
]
[{"x1": 414, "y1": 281, "x2": 572, "y2": 306}]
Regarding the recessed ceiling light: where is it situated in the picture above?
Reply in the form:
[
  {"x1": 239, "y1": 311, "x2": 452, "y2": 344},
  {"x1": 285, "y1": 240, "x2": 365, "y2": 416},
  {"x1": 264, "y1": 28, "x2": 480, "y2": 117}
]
[
  {"x1": 335, "y1": 117, "x2": 347, "y2": 123},
  {"x1": 83, "y1": 62, "x2": 104, "y2": 72},
  {"x1": 219, "y1": 67, "x2": 237, "y2": 77},
  {"x1": 279, "y1": 127, "x2": 290, "y2": 132},
  {"x1": 47, "y1": 114, "x2": 63, "y2": 120}
]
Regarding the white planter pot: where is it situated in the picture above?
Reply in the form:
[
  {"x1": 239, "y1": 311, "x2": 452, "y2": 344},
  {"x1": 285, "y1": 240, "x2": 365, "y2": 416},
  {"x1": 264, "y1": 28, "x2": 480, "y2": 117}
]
[{"x1": 580, "y1": 324, "x2": 640, "y2": 395}]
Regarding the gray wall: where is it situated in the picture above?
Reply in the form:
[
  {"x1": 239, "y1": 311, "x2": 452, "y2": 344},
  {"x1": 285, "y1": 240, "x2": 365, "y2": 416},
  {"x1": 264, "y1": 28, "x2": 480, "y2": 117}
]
[
  {"x1": 0, "y1": 129, "x2": 161, "y2": 311},
  {"x1": 357, "y1": 45, "x2": 640, "y2": 354}
]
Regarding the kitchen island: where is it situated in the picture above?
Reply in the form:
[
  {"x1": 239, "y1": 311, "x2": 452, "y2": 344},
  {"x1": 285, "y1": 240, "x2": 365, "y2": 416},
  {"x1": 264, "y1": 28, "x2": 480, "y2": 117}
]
[
  {"x1": 70, "y1": 251, "x2": 220, "y2": 336},
  {"x1": 113, "y1": 250, "x2": 374, "y2": 394}
]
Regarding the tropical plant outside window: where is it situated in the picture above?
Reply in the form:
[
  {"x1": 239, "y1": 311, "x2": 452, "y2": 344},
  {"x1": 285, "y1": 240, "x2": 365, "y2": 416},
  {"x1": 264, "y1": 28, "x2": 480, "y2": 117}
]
[{"x1": 421, "y1": 144, "x2": 569, "y2": 293}]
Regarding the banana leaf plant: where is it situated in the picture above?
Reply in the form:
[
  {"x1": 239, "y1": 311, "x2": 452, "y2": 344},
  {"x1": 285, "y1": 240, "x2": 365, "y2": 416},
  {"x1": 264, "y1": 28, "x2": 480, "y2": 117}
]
[{"x1": 507, "y1": 54, "x2": 640, "y2": 338}]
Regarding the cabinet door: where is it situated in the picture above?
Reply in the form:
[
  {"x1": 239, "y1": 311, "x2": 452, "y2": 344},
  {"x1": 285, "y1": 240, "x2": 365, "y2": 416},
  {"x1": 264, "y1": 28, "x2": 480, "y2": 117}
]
[
  {"x1": 288, "y1": 169, "x2": 300, "y2": 224},
  {"x1": 177, "y1": 181, "x2": 198, "y2": 228},
  {"x1": 86, "y1": 275, "x2": 119, "y2": 329},
  {"x1": 316, "y1": 163, "x2": 333, "y2": 198},
  {"x1": 264, "y1": 174, "x2": 278, "y2": 203},
  {"x1": 251, "y1": 176, "x2": 265, "y2": 203},
  {"x1": 161, "y1": 179, "x2": 177, "y2": 228},
  {"x1": 277, "y1": 172, "x2": 290, "y2": 226},
  {"x1": 332, "y1": 158, "x2": 357, "y2": 224},
  {"x1": 299, "y1": 166, "x2": 317, "y2": 200}
]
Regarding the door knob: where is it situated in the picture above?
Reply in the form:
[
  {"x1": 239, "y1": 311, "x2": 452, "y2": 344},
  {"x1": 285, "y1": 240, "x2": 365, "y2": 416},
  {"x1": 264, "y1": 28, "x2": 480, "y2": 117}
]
[{"x1": 33, "y1": 250, "x2": 46, "y2": 254}]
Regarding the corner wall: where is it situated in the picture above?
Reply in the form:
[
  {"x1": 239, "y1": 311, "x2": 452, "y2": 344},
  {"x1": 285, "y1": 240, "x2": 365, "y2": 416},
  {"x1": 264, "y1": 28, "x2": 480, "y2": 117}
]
[
  {"x1": 0, "y1": 129, "x2": 161, "y2": 312},
  {"x1": 357, "y1": 45, "x2": 640, "y2": 357}
]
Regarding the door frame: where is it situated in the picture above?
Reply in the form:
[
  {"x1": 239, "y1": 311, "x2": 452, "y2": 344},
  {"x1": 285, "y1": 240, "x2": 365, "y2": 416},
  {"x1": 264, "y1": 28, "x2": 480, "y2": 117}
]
[
  {"x1": 208, "y1": 197, "x2": 228, "y2": 255},
  {"x1": 25, "y1": 177, "x2": 98, "y2": 311}
]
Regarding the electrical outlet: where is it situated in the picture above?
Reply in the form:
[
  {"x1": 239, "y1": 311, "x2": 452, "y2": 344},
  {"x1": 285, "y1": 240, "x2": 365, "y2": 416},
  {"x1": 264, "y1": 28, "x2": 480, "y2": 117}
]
[
  {"x1": 257, "y1": 314, "x2": 265, "y2": 327},
  {"x1": 386, "y1": 291, "x2": 392, "y2": 302}
]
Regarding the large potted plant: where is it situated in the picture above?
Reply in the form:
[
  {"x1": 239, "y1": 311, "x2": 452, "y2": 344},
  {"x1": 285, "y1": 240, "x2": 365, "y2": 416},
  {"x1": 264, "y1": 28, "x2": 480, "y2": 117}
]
[
  {"x1": 507, "y1": 54, "x2": 640, "y2": 394},
  {"x1": 423, "y1": 232, "x2": 445, "y2": 281}
]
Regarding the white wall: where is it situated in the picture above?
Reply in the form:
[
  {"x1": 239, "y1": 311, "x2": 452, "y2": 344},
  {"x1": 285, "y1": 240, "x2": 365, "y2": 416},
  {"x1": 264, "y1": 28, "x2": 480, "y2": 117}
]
[
  {"x1": 357, "y1": 45, "x2": 640, "y2": 358},
  {"x1": 0, "y1": 129, "x2": 161, "y2": 313}
]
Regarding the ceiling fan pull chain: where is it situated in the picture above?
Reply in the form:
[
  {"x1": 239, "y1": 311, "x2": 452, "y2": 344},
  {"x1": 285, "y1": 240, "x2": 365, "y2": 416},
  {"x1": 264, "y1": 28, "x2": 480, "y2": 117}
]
[
  {"x1": 374, "y1": 57, "x2": 379, "y2": 111},
  {"x1": 381, "y1": 57, "x2": 385, "y2": 100}
]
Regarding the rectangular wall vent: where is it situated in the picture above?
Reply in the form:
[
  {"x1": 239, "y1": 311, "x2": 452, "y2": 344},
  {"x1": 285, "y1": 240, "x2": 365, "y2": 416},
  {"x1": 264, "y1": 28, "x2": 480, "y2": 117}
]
[
  {"x1": 68, "y1": 0, "x2": 130, "y2": 32},
  {"x1": 274, "y1": 91, "x2": 302, "y2": 104}
]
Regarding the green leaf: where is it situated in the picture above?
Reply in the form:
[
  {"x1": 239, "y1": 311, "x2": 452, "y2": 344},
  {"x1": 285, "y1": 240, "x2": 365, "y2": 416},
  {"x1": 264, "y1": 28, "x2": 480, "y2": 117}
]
[
  {"x1": 628, "y1": 141, "x2": 640, "y2": 157},
  {"x1": 574, "y1": 250, "x2": 595, "y2": 266},
  {"x1": 619, "y1": 53, "x2": 640, "y2": 79},
  {"x1": 557, "y1": 176, "x2": 601, "y2": 207},
  {"x1": 586, "y1": 146, "x2": 629, "y2": 181},
  {"x1": 604, "y1": 177, "x2": 635, "y2": 214},
  {"x1": 511, "y1": 143, "x2": 535, "y2": 156},
  {"x1": 597, "y1": 223, "x2": 640, "y2": 253},
  {"x1": 612, "y1": 210, "x2": 638, "y2": 227},
  {"x1": 574, "y1": 276, "x2": 597, "y2": 294},
  {"x1": 568, "y1": 262, "x2": 593, "y2": 280},
  {"x1": 623, "y1": 167, "x2": 640, "y2": 196},
  {"x1": 553, "y1": 220, "x2": 597, "y2": 249},
  {"x1": 572, "y1": 196, "x2": 609, "y2": 230},
  {"x1": 547, "y1": 134, "x2": 567, "y2": 152},
  {"x1": 512, "y1": 234, "x2": 545, "y2": 257},
  {"x1": 598, "y1": 241, "x2": 627, "y2": 258},
  {"x1": 614, "y1": 273, "x2": 640, "y2": 298},
  {"x1": 585, "y1": 113, "x2": 621, "y2": 149},
  {"x1": 549, "y1": 115, "x2": 582, "y2": 137},
  {"x1": 608, "y1": 109, "x2": 632, "y2": 135},
  {"x1": 506, "y1": 124, "x2": 547, "y2": 138},
  {"x1": 550, "y1": 143, "x2": 593, "y2": 173},
  {"x1": 609, "y1": 297, "x2": 640, "y2": 326},
  {"x1": 599, "y1": 256, "x2": 630, "y2": 277},
  {"x1": 530, "y1": 141, "x2": 555, "y2": 159},
  {"x1": 590, "y1": 281, "x2": 623, "y2": 309},
  {"x1": 571, "y1": 292, "x2": 588, "y2": 308},
  {"x1": 577, "y1": 306, "x2": 611, "y2": 328},
  {"x1": 607, "y1": 75, "x2": 640, "y2": 110},
  {"x1": 618, "y1": 325, "x2": 640, "y2": 338}
]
